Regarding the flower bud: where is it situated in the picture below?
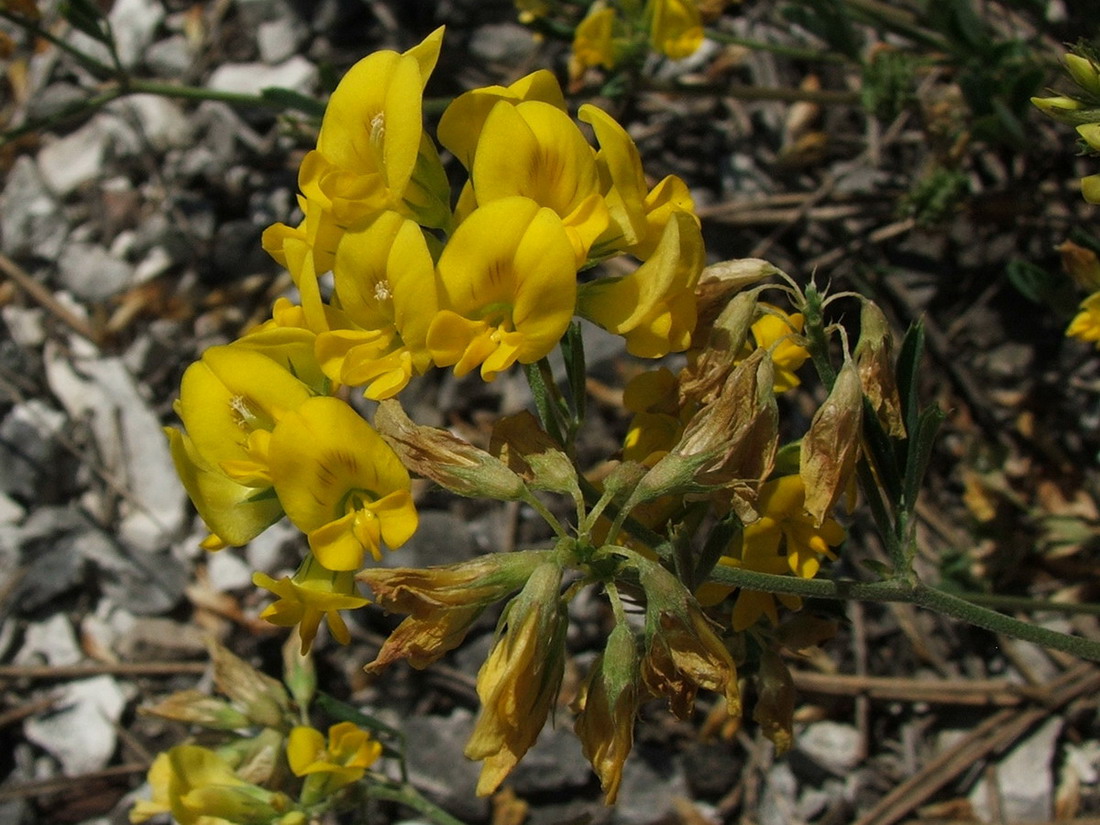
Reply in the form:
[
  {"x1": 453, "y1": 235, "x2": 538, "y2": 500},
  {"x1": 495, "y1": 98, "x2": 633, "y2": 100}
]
[
  {"x1": 1079, "y1": 122, "x2": 1100, "y2": 153},
  {"x1": 1066, "y1": 53, "x2": 1100, "y2": 97},
  {"x1": 1031, "y1": 94, "x2": 1085, "y2": 121},
  {"x1": 207, "y1": 639, "x2": 291, "y2": 729},
  {"x1": 141, "y1": 690, "x2": 253, "y2": 731},
  {"x1": 1084, "y1": 173, "x2": 1100, "y2": 204},
  {"x1": 573, "y1": 622, "x2": 640, "y2": 804},
  {"x1": 490, "y1": 410, "x2": 579, "y2": 496},
  {"x1": 635, "y1": 556, "x2": 740, "y2": 720},
  {"x1": 855, "y1": 301, "x2": 905, "y2": 438},
  {"x1": 465, "y1": 562, "x2": 567, "y2": 796},
  {"x1": 800, "y1": 360, "x2": 862, "y2": 526},
  {"x1": 374, "y1": 399, "x2": 529, "y2": 500}
]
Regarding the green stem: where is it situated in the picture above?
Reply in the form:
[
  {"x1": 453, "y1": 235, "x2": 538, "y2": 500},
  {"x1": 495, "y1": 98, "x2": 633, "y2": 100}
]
[
  {"x1": 704, "y1": 566, "x2": 1100, "y2": 663},
  {"x1": 0, "y1": 9, "x2": 117, "y2": 78},
  {"x1": 367, "y1": 781, "x2": 469, "y2": 825},
  {"x1": 521, "y1": 489, "x2": 568, "y2": 539},
  {"x1": 704, "y1": 28, "x2": 852, "y2": 64}
]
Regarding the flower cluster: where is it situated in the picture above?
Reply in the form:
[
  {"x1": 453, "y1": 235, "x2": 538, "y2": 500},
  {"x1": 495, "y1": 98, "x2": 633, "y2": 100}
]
[
  {"x1": 1033, "y1": 47, "x2": 1100, "y2": 349},
  {"x1": 152, "y1": 27, "x2": 916, "y2": 812}
]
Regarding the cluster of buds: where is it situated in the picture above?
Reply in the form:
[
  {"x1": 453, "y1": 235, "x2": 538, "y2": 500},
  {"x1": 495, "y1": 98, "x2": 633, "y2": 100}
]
[
  {"x1": 1033, "y1": 44, "x2": 1100, "y2": 203},
  {"x1": 567, "y1": 0, "x2": 727, "y2": 84},
  {"x1": 153, "y1": 26, "x2": 916, "y2": 812},
  {"x1": 131, "y1": 640, "x2": 385, "y2": 824},
  {"x1": 1032, "y1": 47, "x2": 1100, "y2": 349}
]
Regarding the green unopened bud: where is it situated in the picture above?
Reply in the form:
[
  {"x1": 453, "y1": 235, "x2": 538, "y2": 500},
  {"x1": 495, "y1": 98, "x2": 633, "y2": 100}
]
[
  {"x1": 1066, "y1": 53, "x2": 1100, "y2": 97},
  {"x1": 207, "y1": 639, "x2": 291, "y2": 729},
  {"x1": 1032, "y1": 94, "x2": 1084, "y2": 120},
  {"x1": 1079, "y1": 123, "x2": 1100, "y2": 153},
  {"x1": 219, "y1": 727, "x2": 284, "y2": 785},
  {"x1": 1084, "y1": 173, "x2": 1100, "y2": 204},
  {"x1": 281, "y1": 633, "x2": 316, "y2": 712},
  {"x1": 375, "y1": 399, "x2": 528, "y2": 500},
  {"x1": 574, "y1": 622, "x2": 640, "y2": 804},
  {"x1": 490, "y1": 410, "x2": 579, "y2": 496}
]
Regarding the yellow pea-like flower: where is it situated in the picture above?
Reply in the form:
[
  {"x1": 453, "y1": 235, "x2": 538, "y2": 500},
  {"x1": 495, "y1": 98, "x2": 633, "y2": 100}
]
[
  {"x1": 470, "y1": 100, "x2": 609, "y2": 264},
  {"x1": 311, "y1": 28, "x2": 442, "y2": 209},
  {"x1": 315, "y1": 211, "x2": 439, "y2": 400},
  {"x1": 438, "y1": 69, "x2": 568, "y2": 169},
  {"x1": 176, "y1": 345, "x2": 315, "y2": 488},
  {"x1": 161, "y1": 745, "x2": 287, "y2": 825},
  {"x1": 571, "y1": 5, "x2": 619, "y2": 76},
  {"x1": 269, "y1": 396, "x2": 417, "y2": 571},
  {"x1": 580, "y1": 104, "x2": 698, "y2": 260},
  {"x1": 165, "y1": 427, "x2": 284, "y2": 549},
  {"x1": 427, "y1": 197, "x2": 578, "y2": 381},
  {"x1": 577, "y1": 210, "x2": 703, "y2": 357},
  {"x1": 743, "y1": 306, "x2": 811, "y2": 392},
  {"x1": 253, "y1": 553, "x2": 370, "y2": 654},
  {"x1": 698, "y1": 475, "x2": 845, "y2": 631},
  {"x1": 646, "y1": 0, "x2": 705, "y2": 60},
  {"x1": 1067, "y1": 291, "x2": 1100, "y2": 346},
  {"x1": 287, "y1": 722, "x2": 382, "y2": 803}
]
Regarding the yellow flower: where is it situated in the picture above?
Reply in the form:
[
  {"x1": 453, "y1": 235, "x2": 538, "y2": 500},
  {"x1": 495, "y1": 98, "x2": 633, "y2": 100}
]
[
  {"x1": 646, "y1": 0, "x2": 704, "y2": 60},
  {"x1": 699, "y1": 475, "x2": 844, "y2": 631},
  {"x1": 175, "y1": 345, "x2": 314, "y2": 488},
  {"x1": 302, "y1": 28, "x2": 444, "y2": 222},
  {"x1": 438, "y1": 70, "x2": 568, "y2": 169},
  {"x1": 315, "y1": 210, "x2": 439, "y2": 399},
  {"x1": 571, "y1": 5, "x2": 619, "y2": 74},
  {"x1": 427, "y1": 197, "x2": 578, "y2": 380},
  {"x1": 579, "y1": 104, "x2": 697, "y2": 260},
  {"x1": 166, "y1": 427, "x2": 284, "y2": 549},
  {"x1": 269, "y1": 396, "x2": 417, "y2": 571},
  {"x1": 742, "y1": 306, "x2": 810, "y2": 392},
  {"x1": 1067, "y1": 292, "x2": 1100, "y2": 346},
  {"x1": 465, "y1": 563, "x2": 567, "y2": 796},
  {"x1": 468, "y1": 100, "x2": 609, "y2": 263},
  {"x1": 577, "y1": 211, "x2": 703, "y2": 357},
  {"x1": 162, "y1": 745, "x2": 285, "y2": 825},
  {"x1": 253, "y1": 554, "x2": 370, "y2": 653},
  {"x1": 130, "y1": 753, "x2": 173, "y2": 823},
  {"x1": 288, "y1": 722, "x2": 381, "y2": 802}
]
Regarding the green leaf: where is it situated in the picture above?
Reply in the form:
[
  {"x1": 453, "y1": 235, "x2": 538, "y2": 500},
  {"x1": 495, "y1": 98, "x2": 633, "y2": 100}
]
[
  {"x1": 902, "y1": 405, "x2": 945, "y2": 516},
  {"x1": 1004, "y1": 258, "x2": 1077, "y2": 316},
  {"x1": 895, "y1": 320, "x2": 925, "y2": 460},
  {"x1": 60, "y1": 0, "x2": 111, "y2": 44},
  {"x1": 524, "y1": 361, "x2": 565, "y2": 446},
  {"x1": 860, "y1": 396, "x2": 902, "y2": 505},
  {"x1": 560, "y1": 322, "x2": 587, "y2": 429}
]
